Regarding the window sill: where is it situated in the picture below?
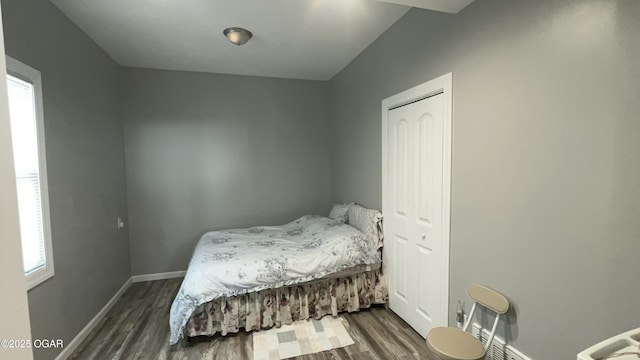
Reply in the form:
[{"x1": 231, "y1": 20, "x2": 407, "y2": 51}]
[{"x1": 26, "y1": 266, "x2": 54, "y2": 290}]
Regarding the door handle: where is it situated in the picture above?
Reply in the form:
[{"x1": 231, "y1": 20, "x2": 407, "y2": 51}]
[{"x1": 421, "y1": 233, "x2": 426, "y2": 240}]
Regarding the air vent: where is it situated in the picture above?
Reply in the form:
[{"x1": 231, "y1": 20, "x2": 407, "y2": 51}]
[{"x1": 471, "y1": 323, "x2": 531, "y2": 360}]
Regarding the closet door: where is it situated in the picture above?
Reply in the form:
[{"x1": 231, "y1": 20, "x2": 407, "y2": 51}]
[{"x1": 384, "y1": 92, "x2": 446, "y2": 337}]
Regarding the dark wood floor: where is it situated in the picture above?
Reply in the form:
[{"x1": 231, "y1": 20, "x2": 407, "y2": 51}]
[{"x1": 69, "y1": 278, "x2": 436, "y2": 360}]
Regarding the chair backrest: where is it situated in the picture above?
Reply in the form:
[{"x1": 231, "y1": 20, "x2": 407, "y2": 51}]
[
  {"x1": 462, "y1": 284, "x2": 510, "y2": 354},
  {"x1": 467, "y1": 284, "x2": 509, "y2": 314}
]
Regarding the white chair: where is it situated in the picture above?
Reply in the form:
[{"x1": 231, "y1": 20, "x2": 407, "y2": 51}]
[{"x1": 426, "y1": 284, "x2": 510, "y2": 360}]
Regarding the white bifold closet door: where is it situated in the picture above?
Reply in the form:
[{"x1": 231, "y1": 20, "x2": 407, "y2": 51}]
[{"x1": 385, "y1": 92, "x2": 446, "y2": 337}]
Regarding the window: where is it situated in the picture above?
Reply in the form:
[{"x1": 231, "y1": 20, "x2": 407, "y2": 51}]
[{"x1": 6, "y1": 56, "x2": 54, "y2": 290}]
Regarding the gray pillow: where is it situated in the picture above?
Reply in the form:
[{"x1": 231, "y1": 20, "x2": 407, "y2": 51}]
[
  {"x1": 347, "y1": 204, "x2": 383, "y2": 250},
  {"x1": 328, "y1": 203, "x2": 350, "y2": 223}
]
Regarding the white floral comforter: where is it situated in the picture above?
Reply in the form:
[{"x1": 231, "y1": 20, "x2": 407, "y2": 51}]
[{"x1": 169, "y1": 215, "x2": 381, "y2": 344}]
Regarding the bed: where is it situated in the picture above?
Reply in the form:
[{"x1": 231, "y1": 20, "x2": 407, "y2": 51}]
[{"x1": 169, "y1": 204, "x2": 388, "y2": 345}]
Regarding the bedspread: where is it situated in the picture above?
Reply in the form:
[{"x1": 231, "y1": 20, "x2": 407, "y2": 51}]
[{"x1": 169, "y1": 215, "x2": 381, "y2": 344}]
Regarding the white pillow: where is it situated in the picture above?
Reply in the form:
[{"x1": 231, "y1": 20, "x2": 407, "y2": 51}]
[
  {"x1": 347, "y1": 204, "x2": 383, "y2": 250},
  {"x1": 328, "y1": 203, "x2": 350, "y2": 223}
]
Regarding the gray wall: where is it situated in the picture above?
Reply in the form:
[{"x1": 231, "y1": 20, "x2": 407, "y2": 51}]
[
  {"x1": 1, "y1": 0, "x2": 130, "y2": 359},
  {"x1": 330, "y1": 0, "x2": 640, "y2": 359},
  {"x1": 122, "y1": 68, "x2": 332, "y2": 275}
]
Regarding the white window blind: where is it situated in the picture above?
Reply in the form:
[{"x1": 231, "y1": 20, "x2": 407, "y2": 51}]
[{"x1": 7, "y1": 73, "x2": 47, "y2": 275}]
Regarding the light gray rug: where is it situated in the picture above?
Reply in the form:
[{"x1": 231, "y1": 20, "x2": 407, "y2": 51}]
[{"x1": 253, "y1": 316, "x2": 354, "y2": 360}]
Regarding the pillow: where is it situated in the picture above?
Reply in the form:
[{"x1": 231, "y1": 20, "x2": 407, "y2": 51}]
[
  {"x1": 328, "y1": 203, "x2": 350, "y2": 223},
  {"x1": 347, "y1": 204, "x2": 383, "y2": 250}
]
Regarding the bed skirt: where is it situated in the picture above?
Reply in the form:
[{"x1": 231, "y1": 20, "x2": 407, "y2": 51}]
[{"x1": 185, "y1": 268, "x2": 388, "y2": 338}]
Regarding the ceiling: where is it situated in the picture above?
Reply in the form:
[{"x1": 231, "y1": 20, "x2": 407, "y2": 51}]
[
  {"x1": 51, "y1": 0, "x2": 472, "y2": 81},
  {"x1": 378, "y1": 0, "x2": 475, "y2": 14}
]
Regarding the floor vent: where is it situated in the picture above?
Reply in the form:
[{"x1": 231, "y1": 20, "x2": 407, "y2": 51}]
[{"x1": 471, "y1": 323, "x2": 531, "y2": 360}]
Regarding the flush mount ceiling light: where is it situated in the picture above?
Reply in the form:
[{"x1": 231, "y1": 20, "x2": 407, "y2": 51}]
[{"x1": 223, "y1": 27, "x2": 252, "y2": 46}]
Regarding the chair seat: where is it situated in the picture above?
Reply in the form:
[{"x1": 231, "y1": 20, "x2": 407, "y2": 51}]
[{"x1": 426, "y1": 327, "x2": 485, "y2": 360}]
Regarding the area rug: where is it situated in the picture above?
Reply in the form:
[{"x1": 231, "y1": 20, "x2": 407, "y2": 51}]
[{"x1": 252, "y1": 316, "x2": 354, "y2": 360}]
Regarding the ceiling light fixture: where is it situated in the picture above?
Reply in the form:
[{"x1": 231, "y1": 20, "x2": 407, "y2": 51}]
[{"x1": 223, "y1": 27, "x2": 252, "y2": 46}]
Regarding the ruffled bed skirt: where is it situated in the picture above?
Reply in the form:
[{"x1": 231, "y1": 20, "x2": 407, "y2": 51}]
[{"x1": 186, "y1": 269, "x2": 388, "y2": 338}]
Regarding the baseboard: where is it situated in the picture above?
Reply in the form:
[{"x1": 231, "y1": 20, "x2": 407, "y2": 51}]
[
  {"x1": 54, "y1": 278, "x2": 132, "y2": 360},
  {"x1": 131, "y1": 270, "x2": 186, "y2": 282}
]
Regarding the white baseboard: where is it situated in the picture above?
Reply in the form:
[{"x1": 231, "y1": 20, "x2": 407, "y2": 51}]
[
  {"x1": 55, "y1": 278, "x2": 132, "y2": 360},
  {"x1": 131, "y1": 270, "x2": 186, "y2": 282}
]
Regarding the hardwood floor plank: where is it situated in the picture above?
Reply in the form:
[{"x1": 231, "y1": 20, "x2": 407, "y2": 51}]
[
  {"x1": 368, "y1": 308, "x2": 430, "y2": 359},
  {"x1": 69, "y1": 279, "x2": 437, "y2": 360},
  {"x1": 348, "y1": 311, "x2": 405, "y2": 360}
]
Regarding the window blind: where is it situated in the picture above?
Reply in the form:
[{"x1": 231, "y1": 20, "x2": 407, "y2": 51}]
[{"x1": 7, "y1": 74, "x2": 46, "y2": 275}]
